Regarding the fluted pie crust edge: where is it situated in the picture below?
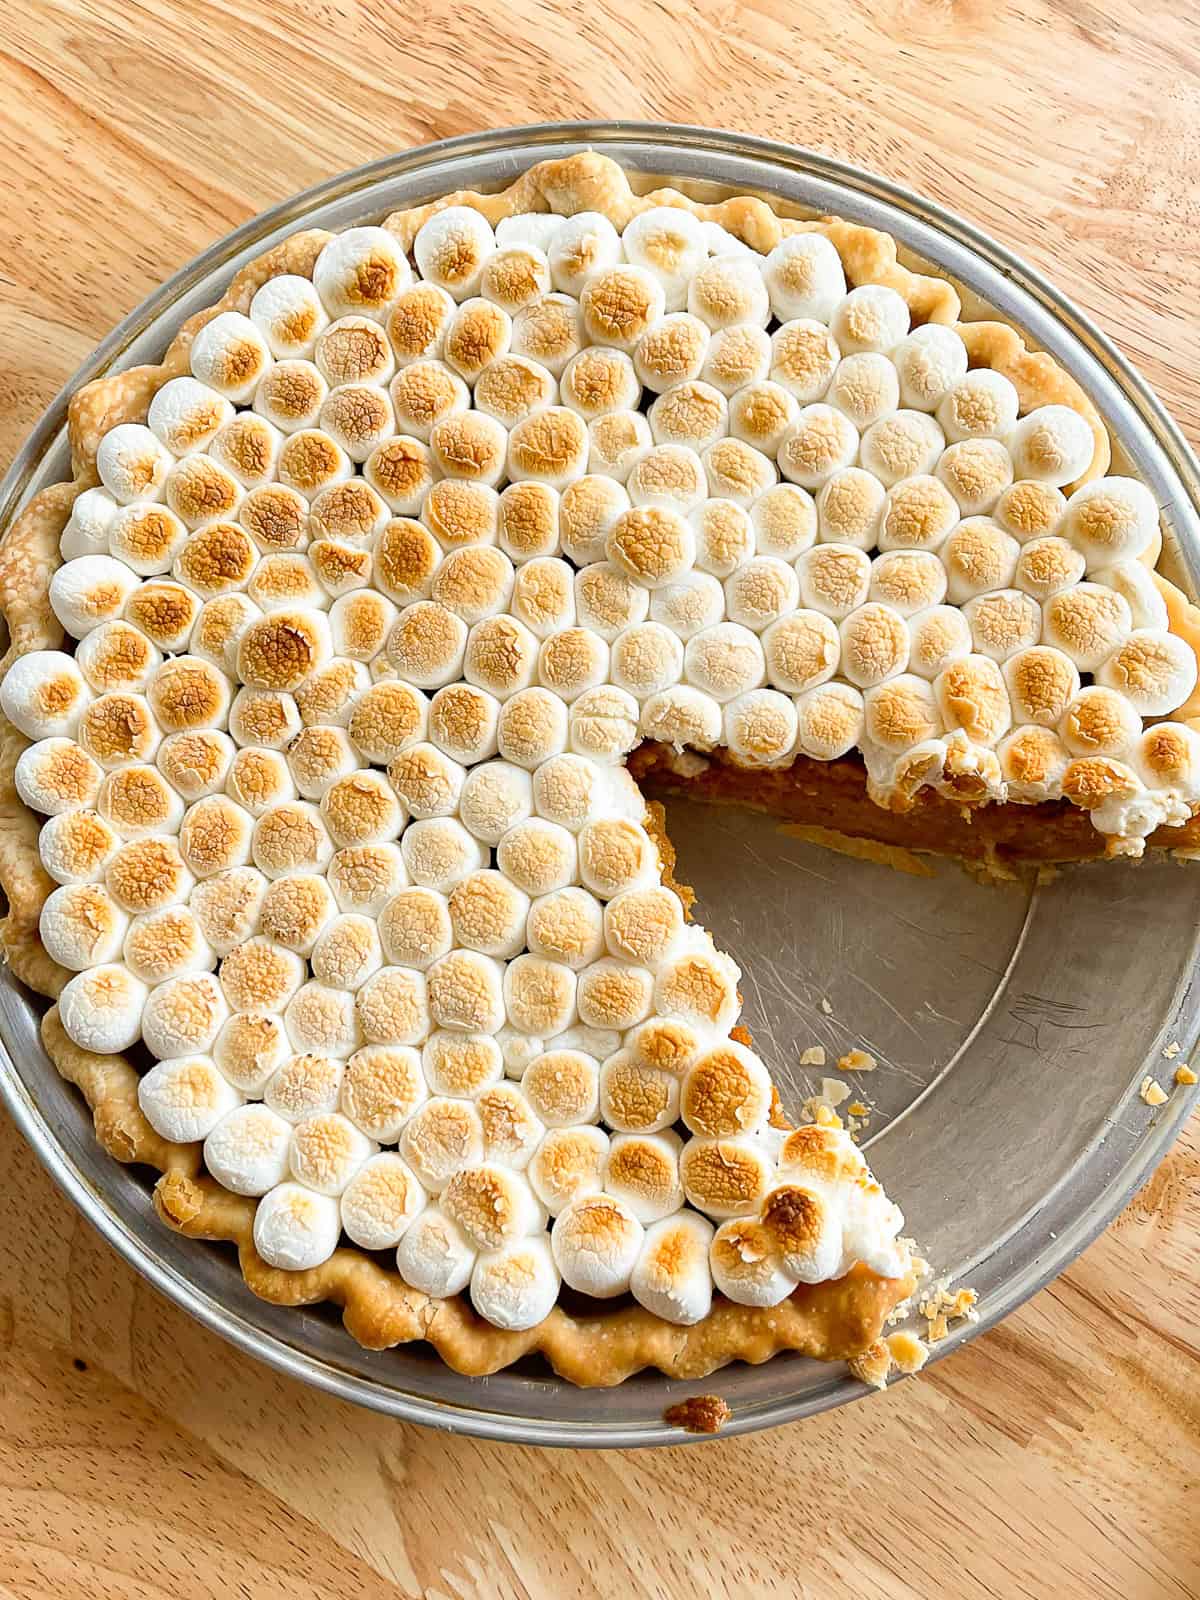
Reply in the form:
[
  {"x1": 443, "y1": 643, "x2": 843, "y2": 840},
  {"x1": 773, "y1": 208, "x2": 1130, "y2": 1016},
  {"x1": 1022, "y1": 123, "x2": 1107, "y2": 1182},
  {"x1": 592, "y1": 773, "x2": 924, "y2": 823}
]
[{"x1": 2, "y1": 149, "x2": 1195, "y2": 1384}]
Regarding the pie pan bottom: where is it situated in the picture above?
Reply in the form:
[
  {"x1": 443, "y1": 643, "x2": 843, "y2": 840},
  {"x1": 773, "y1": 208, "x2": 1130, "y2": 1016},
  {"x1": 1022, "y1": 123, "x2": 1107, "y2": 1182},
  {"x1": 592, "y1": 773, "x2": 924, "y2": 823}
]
[{"x1": 0, "y1": 122, "x2": 1197, "y2": 1445}]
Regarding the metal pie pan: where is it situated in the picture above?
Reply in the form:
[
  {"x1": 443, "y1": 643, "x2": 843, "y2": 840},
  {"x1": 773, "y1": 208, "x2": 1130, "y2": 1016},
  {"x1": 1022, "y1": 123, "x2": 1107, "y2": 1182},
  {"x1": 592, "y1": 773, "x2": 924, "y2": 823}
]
[{"x1": 1, "y1": 122, "x2": 1197, "y2": 1447}]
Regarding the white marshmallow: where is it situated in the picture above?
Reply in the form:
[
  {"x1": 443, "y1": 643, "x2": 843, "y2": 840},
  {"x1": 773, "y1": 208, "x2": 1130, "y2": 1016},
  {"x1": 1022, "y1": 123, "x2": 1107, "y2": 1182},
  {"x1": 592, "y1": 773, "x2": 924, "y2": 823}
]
[
  {"x1": 528, "y1": 1124, "x2": 610, "y2": 1216},
  {"x1": 58, "y1": 962, "x2": 148, "y2": 1053},
  {"x1": 1009, "y1": 405, "x2": 1094, "y2": 486},
  {"x1": 496, "y1": 816, "x2": 578, "y2": 897},
  {"x1": 264, "y1": 1051, "x2": 347, "y2": 1125},
  {"x1": 212, "y1": 1012, "x2": 290, "y2": 1095},
  {"x1": 143, "y1": 972, "x2": 229, "y2": 1060},
  {"x1": 650, "y1": 572, "x2": 726, "y2": 640},
  {"x1": 826, "y1": 353, "x2": 900, "y2": 432},
  {"x1": 339, "y1": 1152, "x2": 427, "y2": 1250},
  {"x1": 777, "y1": 405, "x2": 859, "y2": 491},
  {"x1": 340, "y1": 1043, "x2": 427, "y2": 1140},
  {"x1": 709, "y1": 1216, "x2": 795, "y2": 1306},
  {"x1": 96, "y1": 423, "x2": 173, "y2": 504},
  {"x1": 763, "y1": 233, "x2": 846, "y2": 323},
  {"x1": 688, "y1": 254, "x2": 770, "y2": 331},
  {"x1": 1062, "y1": 476, "x2": 1160, "y2": 571},
  {"x1": 139, "y1": 1054, "x2": 242, "y2": 1142},
  {"x1": 1096, "y1": 628, "x2": 1198, "y2": 716},
  {"x1": 315, "y1": 226, "x2": 412, "y2": 319},
  {"x1": 400, "y1": 1097, "x2": 485, "y2": 1194},
  {"x1": 470, "y1": 1236, "x2": 560, "y2": 1330},
  {"x1": 552, "y1": 1192, "x2": 644, "y2": 1296},
  {"x1": 700, "y1": 323, "x2": 771, "y2": 396},
  {"x1": 253, "y1": 1182, "x2": 341, "y2": 1270},
  {"x1": 38, "y1": 807, "x2": 119, "y2": 885},
  {"x1": 39, "y1": 883, "x2": 128, "y2": 971},
  {"x1": 50, "y1": 556, "x2": 140, "y2": 639},
  {"x1": 61, "y1": 487, "x2": 119, "y2": 560},
  {"x1": 395, "y1": 1205, "x2": 477, "y2": 1296},
  {"x1": 288, "y1": 1110, "x2": 377, "y2": 1196},
  {"x1": 630, "y1": 1209, "x2": 715, "y2": 1324},
  {"x1": 204, "y1": 1103, "x2": 293, "y2": 1196},
  {"x1": 189, "y1": 312, "x2": 273, "y2": 403},
  {"x1": 937, "y1": 368, "x2": 1021, "y2": 443},
  {"x1": 684, "y1": 621, "x2": 766, "y2": 702},
  {"x1": 830, "y1": 284, "x2": 910, "y2": 354},
  {"x1": 250, "y1": 274, "x2": 330, "y2": 360},
  {"x1": 2, "y1": 651, "x2": 93, "y2": 740}
]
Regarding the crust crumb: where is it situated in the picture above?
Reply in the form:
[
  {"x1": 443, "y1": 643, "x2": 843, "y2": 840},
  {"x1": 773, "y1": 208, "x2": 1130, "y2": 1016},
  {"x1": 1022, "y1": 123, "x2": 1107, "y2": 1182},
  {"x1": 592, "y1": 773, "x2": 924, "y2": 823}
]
[
  {"x1": 1162, "y1": 1040, "x2": 1182, "y2": 1060},
  {"x1": 886, "y1": 1330, "x2": 929, "y2": 1374},
  {"x1": 663, "y1": 1393, "x2": 731, "y2": 1434},
  {"x1": 799, "y1": 1045, "x2": 826, "y2": 1067},
  {"x1": 838, "y1": 1048, "x2": 877, "y2": 1073},
  {"x1": 848, "y1": 1339, "x2": 891, "y2": 1389},
  {"x1": 1174, "y1": 1064, "x2": 1197, "y2": 1086},
  {"x1": 779, "y1": 823, "x2": 936, "y2": 878},
  {"x1": 919, "y1": 1282, "x2": 978, "y2": 1344},
  {"x1": 1140, "y1": 1075, "x2": 1169, "y2": 1107},
  {"x1": 819, "y1": 997, "x2": 834, "y2": 1016}
]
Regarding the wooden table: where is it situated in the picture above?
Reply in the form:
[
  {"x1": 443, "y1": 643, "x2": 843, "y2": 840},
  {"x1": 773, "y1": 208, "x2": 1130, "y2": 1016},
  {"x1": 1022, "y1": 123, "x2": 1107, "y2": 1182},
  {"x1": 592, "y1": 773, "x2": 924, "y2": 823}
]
[{"x1": 2, "y1": 4, "x2": 1199, "y2": 1596}]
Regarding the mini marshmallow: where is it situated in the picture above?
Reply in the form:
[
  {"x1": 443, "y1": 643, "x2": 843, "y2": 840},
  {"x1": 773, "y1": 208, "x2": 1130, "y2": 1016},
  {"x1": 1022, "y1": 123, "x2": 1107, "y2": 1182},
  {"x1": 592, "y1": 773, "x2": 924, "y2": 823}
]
[
  {"x1": 463, "y1": 614, "x2": 539, "y2": 699},
  {"x1": 495, "y1": 816, "x2": 578, "y2": 896},
  {"x1": 50, "y1": 556, "x2": 140, "y2": 639},
  {"x1": 219, "y1": 935, "x2": 305, "y2": 1012},
  {"x1": 191, "y1": 593, "x2": 262, "y2": 672},
  {"x1": 38, "y1": 808, "x2": 119, "y2": 885},
  {"x1": 400, "y1": 1096, "x2": 486, "y2": 1193},
  {"x1": 587, "y1": 408, "x2": 653, "y2": 481},
  {"x1": 16, "y1": 739, "x2": 102, "y2": 816},
  {"x1": 386, "y1": 600, "x2": 468, "y2": 690},
  {"x1": 96, "y1": 423, "x2": 173, "y2": 505},
  {"x1": 203, "y1": 1101, "x2": 293, "y2": 1198},
  {"x1": 364, "y1": 438, "x2": 437, "y2": 520},
  {"x1": 76, "y1": 620, "x2": 161, "y2": 695},
  {"x1": 315, "y1": 226, "x2": 412, "y2": 319},
  {"x1": 778, "y1": 405, "x2": 859, "y2": 491},
  {"x1": 423, "y1": 1030, "x2": 505, "y2": 1098},
  {"x1": 347, "y1": 679, "x2": 428, "y2": 763},
  {"x1": 762, "y1": 610, "x2": 841, "y2": 694},
  {"x1": 510, "y1": 557, "x2": 575, "y2": 640},
  {"x1": 1135, "y1": 721, "x2": 1200, "y2": 799},
  {"x1": 609, "y1": 622, "x2": 684, "y2": 701},
  {"x1": 314, "y1": 383, "x2": 396, "y2": 467},
  {"x1": 78, "y1": 692, "x2": 161, "y2": 770},
  {"x1": 935, "y1": 653, "x2": 1013, "y2": 746},
  {"x1": 496, "y1": 213, "x2": 566, "y2": 253},
  {"x1": 574, "y1": 956, "x2": 653, "y2": 1031},
  {"x1": 528, "y1": 1125, "x2": 610, "y2": 1216},
  {"x1": 1014, "y1": 535, "x2": 1087, "y2": 601},
  {"x1": 474, "y1": 354, "x2": 558, "y2": 430},
  {"x1": 505, "y1": 955, "x2": 579, "y2": 1038},
  {"x1": 709, "y1": 1215, "x2": 795, "y2": 1305},
  {"x1": 447, "y1": 868, "x2": 530, "y2": 958},
  {"x1": 701, "y1": 323, "x2": 772, "y2": 396},
  {"x1": 61, "y1": 487, "x2": 119, "y2": 561},
  {"x1": 146, "y1": 655, "x2": 232, "y2": 734},
  {"x1": 188, "y1": 866, "x2": 268, "y2": 954},
  {"x1": 250, "y1": 800, "x2": 333, "y2": 879},
  {"x1": 633, "y1": 312, "x2": 710, "y2": 394},
  {"x1": 688, "y1": 254, "x2": 769, "y2": 331},
  {"x1": 1092, "y1": 560, "x2": 1169, "y2": 631},
  {"x1": 830, "y1": 284, "x2": 910, "y2": 355},
  {"x1": 476, "y1": 1081, "x2": 546, "y2": 1171},
  {"x1": 864, "y1": 672, "x2": 941, "y2": 751},
  {"x1": 1062, "y1": 476, "x2": 1159, "y2": 572},
  {"x1": 906, "y1": 605, "x2": 974, "y2": 681},
  {"x1": 339, "y1": 1152, "x2": 427, "y2": 1250},
  {"x1": 649, "y1": 380, "x2": 728, "y2": 453},
  {"x1": 294, "y1": 657, "x2": 370, "y2": 729},
  {"x1": 458, "y1": 760, "x2": 535, "y2": 846},
  {"x1": 552, "y1": 1193, "x2": 644, "y2": 1297},
  {"x1": 253, "y1": 360, "x2": 329, "y2": 434},
  {"x1": 253, "y1": 1182, "x2": 341, "y2": 1271},
  {"x1": 877, "y1": 474, "x2": 959, "y2": 553},
  {"x1": 320, "y1": 770, "x2": 406, "y2": 849},
  {"x1": 826, "y1": 352, "x2": 901, "y2": 432},
  {"x1": 703, "y1": 437, "x2": 778, "y2": 508},
  {"x1": 684, "y1": 621, "x2": 766, "y2": 702},
  {"x1": 638, "y1": 683, "x2": 723, "y2": 751},
  {"x1": 730, "y1": 380, "x2": 799, "y2": 457},
  {"x1": 314, "y1": 316, "x2": 395, "y2": 388},
  {"x1": 725, "y1": 556, "x2": 801, "y2": 632},
  {"x1": 869, "y1": 550, "x2": 947, "y2": 617},
  {"x1": 442, "y1": 297, "x2": 512, "y2": 383},
  {"x1": 650, "y1": 571, "x2": 725, "y2": 640},
  {"x1": 139, "y1": 1054, "x2": 242, "y2": 1142},
  {"x1": 498, "y1": 483, "x2": 561, "y2": 564},
  {"x1": 723, "y1": 687, "x2": 800, "y2": 766},
  {"x1": 602, "y1": 884, "x2": 685, "y2": 969},
  {"x1": 340, "y1": 1045, "x2": 427, "y2": 1142},
  {"x1": 604, "y1": 1129, "x2": 684, "y2": 1224},
  {"x1": 682, "y1": 1135, "x2": 774, "y2": 1221},
  {"x1": 937, "y1": 368, "x2": 1021, "y2": 444},
  {"x1": 401, "y1": 816, "x2": 485, "y2": 893},
  {"x1": 122, "y1": 905, "x2": 214, "y2": 985},
  {"x1": 630, "y1": 1209, "x2": 714, "y2": 1325},
  {"x1": 284, "y1": 978, "x2": 362, "y2": 1057},
  {"x1": 329, "y1": 589, "x2": 397, "y2": 662},
  {"x1": 39, "y1": 883, "x2": 129, "y2": 971},
  {"x1": 2, "y1": 650, "x2": 93, "y2": 740},
  {"x1": 559, "y1": 476, "x2": 629, "y2": 567},
  {"x1": 428, "y1": 681, "x2": 502, "y2": 764},
  {"x1": 1009, "y1": 405, "x2": 1095, "y2": 486},
  {"x1": 386, "y1": 283, "x2": 457, "y2": 366},
  {"x1": 770, "y1": 320, "x2": 840, "y2": 404},
  {"x1": 470, "y1": 1236, "x2": 560, "y2": 1331},
  {"x1": 940, "y1": 516, "x2": 1020, "y2": 604},
  {"x1": 58, "y1": 962, "x2": 148, "y2": 1053},
  {"x1": 1003, "y1": 645, "x2": 1081, "y2": 726},
  {"x1": 189, "y1": 312, "x2": 273, "y2": 403},
  {"x1": 97, "y1": 763, "x2": 186, "y2": 839},
  {"x1": 442, "y1": 1162, "x2": 544, "y2": 1252},
  {"x1": 387, "y1": 743, "x2": 467, "y2": 822},
  {"x1": 680, "y1": 1039, "x2": 772, "y2": 1139},
  {"x1": 427, "y1": 948, "x2": 506, "y2": 1034},
  {"x1": 250, "y1": 274, "x2": 330, "y2": 361},
  {"x1": 506, "y1": 406, "x2": 589, "y2": 490},
  {"x1": 480, "y1": 244, "x2": 552, "y2": 314},
  {"x1": 890, "y1": 324, "x2": 968, "y2": 412},
  {"x1": 763, "y1": 232, "x2": 846, "y2": 323},
  {"x1": 124, "y1": 581, "x2": 202, "y2": 653},
  {"x1": 395, "y1": 1204, "x2": 477, "y2": 1295},
  {"x1": 580, "y1": 264, "x2": 665, "y2": 353},
  {"x1": 277, "y1": 429, "x2": 353, "y2": 498},
  {"x1": 228, "y1": 688, "x2": 303, "y2": 751},
  {"x1": 288, "y1": 1110, "x2": 377, "y2": 1197},
  {"x1": 510, "y1": 293, "x2": 585, "y2": 377},
  {"x1": 1097, "y1": 628, "x2": 1198, "y2": 717},
  {"x1": 598, "y1": 1050, "x2": 681, "y2": 1134},
  {"x1": 208, "y1": 413, "x2": 283, "y2": 489},
  {"x1": 622, "y1": 207, "x2": 707, "y2": 310},
  {"x1": 327, "y1": 842, "x2": 409, "y2": 918},
  {"x1": 962, "y1": 587, "x2": 1043, "y2": 662},
  {"x1": 530, "y1": 751, "x2": 613, "y2": 833},
  {"x1": 377, "y1": 886, "x2": 452, "y2": 970},
  {"x1": 525, "y1": 886, "x2": 606, "y2": 970},
  {"x1": 430, "y1": 410, "x2": 508, "y2": 487},
  {"x1": 936, "y1": 437, "x2": 1014, "y2": 517},
  {"x1": 414, "y1": 208, "x2": 495, "y2": 302},
  {"x1": 104, "y1": 834, "x2": 194, "y2": 915},
  {"x1": 654, "y1": 936, "x2": 741, "y2": 1034},
  {"x1": 107, "y1": 501, "x2": 188, "y2": 576},
  {"x1": 174, "y1": 521, "x2": 257, "y2": 594},
  {"x1": 264, "y1": 1050, "x2": 347, "y2": 1124},
  {"x1": 1060, "y1": 684, "x2": 1143, "y2": 758},
  {"x1": 142, "y1": 972, "x2": 229, "y2": 1060},
  {"x1": 627, "y1": 443, "x2": 708, "y2": 513},
  {"x1": 860, "y1": 410, "x2": 944, "y2": 489}
]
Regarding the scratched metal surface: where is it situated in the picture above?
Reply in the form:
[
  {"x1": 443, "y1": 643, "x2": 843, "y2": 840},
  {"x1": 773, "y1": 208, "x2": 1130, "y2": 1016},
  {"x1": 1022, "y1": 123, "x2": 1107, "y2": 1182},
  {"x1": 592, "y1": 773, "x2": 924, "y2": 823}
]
[{"x1": 1, "y1": 124, "x2": 1198, "y2": 1446}]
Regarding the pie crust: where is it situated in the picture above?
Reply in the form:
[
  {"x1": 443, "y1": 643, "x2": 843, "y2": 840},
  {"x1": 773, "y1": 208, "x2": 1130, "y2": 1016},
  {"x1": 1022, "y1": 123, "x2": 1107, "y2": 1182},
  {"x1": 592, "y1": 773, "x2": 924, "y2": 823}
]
[{"x1": 1, "y1": 149, "x2": 1195, "y2": 1387}]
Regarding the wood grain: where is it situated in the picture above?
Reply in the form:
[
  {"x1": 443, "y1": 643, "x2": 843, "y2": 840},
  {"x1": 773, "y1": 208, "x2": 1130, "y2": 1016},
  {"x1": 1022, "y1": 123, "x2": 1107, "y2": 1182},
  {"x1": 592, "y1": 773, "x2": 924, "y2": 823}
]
[{"x1": 1, "y1": 3, "x2": 1199, "y2": 1596}]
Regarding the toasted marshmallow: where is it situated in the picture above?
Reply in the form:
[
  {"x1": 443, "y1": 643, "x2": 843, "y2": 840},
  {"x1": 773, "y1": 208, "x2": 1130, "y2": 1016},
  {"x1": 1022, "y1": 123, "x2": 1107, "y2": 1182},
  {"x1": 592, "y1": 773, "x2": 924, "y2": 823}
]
[
  {"x1": 474, "y1": 354, "x2": 558, "y2": 429},
  {"x1": 575, "y1": 817, "x2": 654, "y2": 901},
  {"x1": 400, "y1": 1097, "x2": 485, "y2": 1193},
  {"x1": 580, "y1": 264, "x2": 665, "y2": 353},
  {"x1": 530, "y1": 751, "x2": 616, "y2": 833},
  {"x1": 602, "y1": 884, "x2": 685, "y2": 969},
  {"x1": 460, "y1": 761, "x2": 535, "y2": 846},
  {"x1": 188, "y1": 865, "x2": 268, "y2": 954},
  {"x1": 889, "y1": 324, "x2": 968, "y2": 412},
  {"x1": 352, "y1": 960, "x2": 432, "y2": 1049},
  {"x1": 204, "y1": 1102, "x2": 293, "y2": 1196},
  {"x1": 327, "y1": 842, "x2": 408, "y2": 917},
  {"x1": 573, "y1": 567, "x2": 650, "y2": 652},
  {"x1": 654, "y1": 938, "x2": 740, "y2": 1034},
  {"x1": 604, "y1": 1129, "x2": 684, "y2": 1224},
  {"x1": 254, "y1": 723, "x2": 343, "y2": 808},
  {"x1": 864, "y1": 672, "x2": 941, "y2": 751},
  {"x1": 3, "y1": 650, "x2": 93, "y2": 742},
  {"x1": 622, "y1": 206, "x2": 708, "y2": 309},
  {"x1": 276, "y1": 428, "x2": 353, "y2": 497},
  {"x1": 470, "y1": 1236, "x2": 559, "y2": 1330},
  {"x1": 476, "y1": 1081, "x2": 545, "y2": 1171},
  {"x1": 778, "y1": 405, "x2": 859, "y2": 491},
  {"x1": 216, "y1": 1004, "x2": 291, "y2": 1094},
  {"x1": 627, "y1": 443, "x2": 708, "y2": 513},
  {"x1": 770, "y1": 320, "x2": 840, "y2": 404},
  {"x1": 1097, "y1": 629, "x2": 1197, "y2": 716},
  {"x1": 61, "y1": 487, "x2": 119, "y2": 561},
  {"x1": 346, "y1": 678, "x2": 428, "y2": 763},
  {"x1": 1060, "y1": 684, "x2": 1143, "y2": 758},
  {"x1": 725, "y1": 556, "x2": 801, "y2": 632},
  {"x1": 1062, "y1": 476, "x2": 1159, "y2": 572},
  {"x1": 107, "y1": 502, "x2": 188, "y2": 576},
  {"x1": 386, "y1": 283, "x2": 456, "y2": 366},
  {"x1": 208, "y1": 413, "x2": 283, "y2": 490},
  {"x1": 552, "y1": 1192, "x2": 643, "y2": 1296},
  {"x1": 96, "y1": 423, "x2": 173, "y2": 505},
  {"x1": 320, "y1": 770, "x2": 405, "y2": 849},
  {"x1": 729, "y1": 381, "x2": 798, "y2": 457},
  {"x1": 305, "y1": 482, "x2": 386, "y2": 551},
  {"x1": 313, "y1": 315, "x2": 395, "y2": 389},
  {"x1": 124, "y1": 581, "x2": 202, "y2": 652},
  {"x1": 39, "y1": 883, "x2": 128, "y2": 971},
  {"x1": 413, "y1": 208, "x2": 495, "y2": 302},
  {"x1": 218, "y1": 935, "x2": 305, "y2": 1012},
  {"x1": 598, "y1": 1051, "x2": 681, "y2": 1134},
  {"x1": 575, "y1": 957, "x2": 652, "y2": 1031},
  {"x1": 97, "y1": 763, "x2": 185, "y2": 839},
  {"x1": 1135, "y1": 720, "x2": 1200, "y2": 797},
  {"x1": 1009, "y1": 405, "x2": 1095, "y2": 486},
  {"x1": 1013, "y1": 535, "x2": 1087, "y2": 601},
  {"x1": 16, "y1": 739, "x2": 102, "y2": 816},
  {"x1": 314, "y1": 225, "x2": 411, "y2": 320},
  {"x1": 285, "y1": 978, "x2": 361, "y2": 1057},
  {"x1": 528, "y1": 1125, "x2": 609, "y2": 1215},
  {"x1": 50, "y1": 556, "x2": 140, "y2": 639},
  {"x1": 701, "y1": 323, "x2": 771, "y2": 398},
  {"x1": 339, "y1": 1152, "x2": 427, "y2": 1250},
  {"x1": 682, "y1": 1135, "x2": 774, "y2": 1220},
  {"x1": 191, "y1": 593, "x2": 262, "y2": 673},
  {"x1": 288, "y1": 1110, "x2": 376, "y2": 1197},
  {"x1": 76, "y1": 620, "x2": 162, "y2": 695},
  {"x1": 609, "y1": 622, "x2": 684, "y2": 700},
  {"x1": 940, "y1": 517, "x2": 1019, "y2": 604},
  {"x1": 399, "y1": 816, "x2": 484, "y2": 894},
  {"x1": 1092, "y1": 559, "x2": 1168, "y2": 632},
  {"x1": 811, "y1": 469, "x2": 882, "y2": 552},
  {"x1": 684, "y1": 621, "x2": 767, "y2": 702},
  {"x1": 511, "y1": 293, "x2": 585, "y2": 377},
  {"x1": 999, "y1": 725, "x2": 1071, "y2": 801},
  {"x1": 423, "y1": 1029, "x2": 504, "y2": 1099},
  {"x1": 826, "y1": 353, "x2": 900, "y2": 431},
  {"x1": 425, "y1": 948, "x2": 505, "y2": 1034},
  {"x1": 138, "y1": 1054, "x2": 241, "y2": 1141},
  {"x1": 638, "y1": 683, "x2": 723, "y2": 750},
  {"x1": 77, "y1": 692, "x2": 161, "y2": 770},
  {"x1": 830, "y1": 284, "x2": 909, "y2": 355},
  {"x1": 430, "y1": 410, "x2": 508, "y2": 486},
  {"x1": 869, "y1": 550, "x2": 947, "y2": 618},
  {"x1": 961, "y1": 587, "x2": 1042, "y2": 662},
  {"x1": 522, "y1": 885, "x2": 604, "y2": 970},
  {"x1": 860, "y1": 411, "x2": 944, "y2": 489},
  {"x1": 506, "y1": 406, "x2": 589, "y2": 491},
  {"x1": 340, "y1": 1044, "x2": 427, "y2": 1141},
  {"x1": 427, "y1": 682, "x2": 501, "y2": 764},
  {"x1": 497, "y1": 483, "x2": 561, "y2": 565},
  {"x1": 763, "y1": 232, "x2": 845, "y2": 322},
  {"x1": 189, "y1": 312, "x2": 273, "y2": 404},
  {"x1": 496, "y1": 816, "x2": 578, "y2": 897},
  {"x1": 173, "y1": 521, "x2": 257, "y2": 597},
  {"x1": 935, "y1": 653, "x2": 1013, "y2": 745},
  {"x1": 633, "y1": 312, "x2": 709, "y2": 394},
  {"x1": 57, "y1": 962, "x2": 147, "y2": 1052},
  {"x1": 328, "y1": 590, "x2": 396, "y2": 662},
  {"x1": 395, "y1": 1204, "x2": 477, "y2": 1295},
  {"x1": 442, "y1": 1162, "x2": 544, "y2": 1252},
  {"x1": 253, "y1": 1181, "x2": 340, "y2": 1270},
  {"x1": 510, "y1": 558, "x2": 576, "y2": 641},
  {"x1": 104, "y1": 834, "x2": 193, "y2": 916},
  {"x1": 587, "y1": 409, "x2": 653, "y2": 481},
  {"x1": 709, "y1": 1216, "x2": 794, "y2": 1305},
  {"x1": 146, "y1": 655, "x2": 231, "y2": 734},
  {"x1": 377, "y1": 887, "x2": 452, "y2": 971},
  {"x1": 649, "y1": 381, "x2": 728, "y2": 454},
  {"x1": 363, "y1": 438, "x2": 436, "y2": 519},
  {"x1": 250, "y1": 274, "x2": 330, "y2": 361},
  {"x1": 496, "y1": 214, "x2": 566, "y2": 253},
  {"x1": 630, "y1": 1210, "x2": 714, "y2": 1324},
  {"x1": 936, "y1": 437, "x2": 1014, "y2": 517},
  {"x1": 228, "y1": 688, "x2": 303, "y2": 750},
  {"x1": 252, "y1": 360, "x2": 328, "y2": 434},
  {"x1": 703, "y1": 437, "x2": 777, "y2": 508},
  {"x1": 680, "y1": 1039, "x2": 771, "y2": 1139},
  {"x1": 383, "y1": 600, "x2": 467, "y2": 691},
  {"x1": 505, "y1": 955, "x2": 579, "y2": 1037},
  {"x1": 447, "y1": 868, "x2": 529, "y2": 959},
  {"x1": 937, "y1": 369, "x2": 1020, "y2": 444},
  {"x1": 877, "y1": 474, "x2": 959, "y2": 554},
  {"x1": 762, "y1": 611, "x2": 840, "y2": 694},
  {"x1": 441, "y1": 297, "x2": 512, "y2": 384},
  {"x1": 1003, "y1": 645, "x2": 1081, "y2": 726},
  {"x1": 142, "y1": 971, "x2": 228, "y2": 1060},
  {"x1": 123, "y1": 901, "x2": 213, "y2": 986},
  {"x1": 39, "y1": 808, "x2": 119, "y2": 885},
  {"x1": 480, "y1": 244, "x2": 553, "y2": 313},
  {"x1": 250, "y1": 800, "x2": 332, "y2": 879},
  {"x1": 650, "y1": 572, "x2": 725, "y2": 640},
  {"x1": 688, "y1": 254, "x2": 769, "y2": 332},
  {"x1": 906, "y1": 606, "x2": 974, "y2": 681},
  {"x1": 723, "y1": 687, "x2": 800, "y2": 765}
]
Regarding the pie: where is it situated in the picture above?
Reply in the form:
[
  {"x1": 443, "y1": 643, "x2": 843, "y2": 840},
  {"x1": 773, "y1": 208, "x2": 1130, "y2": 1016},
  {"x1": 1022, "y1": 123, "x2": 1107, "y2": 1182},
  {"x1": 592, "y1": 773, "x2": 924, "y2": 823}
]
[{"x1": 1, "y1": 150, "x2": 1195, "y2": 1391}]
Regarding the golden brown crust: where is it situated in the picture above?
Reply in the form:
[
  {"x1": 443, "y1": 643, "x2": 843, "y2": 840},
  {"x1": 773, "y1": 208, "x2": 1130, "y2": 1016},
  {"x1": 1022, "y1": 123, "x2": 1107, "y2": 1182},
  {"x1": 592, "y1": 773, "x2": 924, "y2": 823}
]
[{"x1": 0, "y1": 148, "x2": 1188, "y2": 1383}]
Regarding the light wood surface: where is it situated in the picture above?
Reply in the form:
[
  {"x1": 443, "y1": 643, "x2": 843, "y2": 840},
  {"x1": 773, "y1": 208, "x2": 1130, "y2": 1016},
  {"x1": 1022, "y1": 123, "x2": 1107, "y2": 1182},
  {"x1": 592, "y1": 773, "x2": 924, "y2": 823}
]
[{"x1": 2, "y1": 4, "x2": 1199, "y2": 1597}]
